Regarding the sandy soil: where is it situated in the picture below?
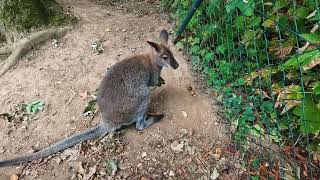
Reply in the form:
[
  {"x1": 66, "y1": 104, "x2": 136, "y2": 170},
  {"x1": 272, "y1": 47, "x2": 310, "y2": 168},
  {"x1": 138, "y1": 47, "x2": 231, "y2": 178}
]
[{"x1": 0, "y1": 0, "x2": 243, "y2": 179}]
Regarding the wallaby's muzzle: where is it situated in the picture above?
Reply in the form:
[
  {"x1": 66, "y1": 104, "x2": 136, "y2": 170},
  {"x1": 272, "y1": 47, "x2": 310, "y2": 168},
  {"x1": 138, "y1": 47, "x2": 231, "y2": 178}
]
[{"x1": 171, "y1": 59, "x2": 179, "y2": 69}]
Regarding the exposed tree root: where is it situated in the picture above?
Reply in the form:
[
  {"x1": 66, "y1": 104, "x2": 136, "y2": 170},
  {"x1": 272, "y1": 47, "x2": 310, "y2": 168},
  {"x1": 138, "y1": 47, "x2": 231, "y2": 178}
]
[
  {"x1": 0, "y1": 43, "x2": 14, "y2": 54},
  {"x1": 0, "y1": 26, "x2": 72, "y2": 77}
]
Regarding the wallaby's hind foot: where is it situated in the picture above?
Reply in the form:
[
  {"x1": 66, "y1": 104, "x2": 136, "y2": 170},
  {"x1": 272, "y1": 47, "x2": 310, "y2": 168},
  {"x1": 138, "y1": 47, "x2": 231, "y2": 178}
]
[{"x1": 135, "y1": 113, "x2": 164, "y2": 131}]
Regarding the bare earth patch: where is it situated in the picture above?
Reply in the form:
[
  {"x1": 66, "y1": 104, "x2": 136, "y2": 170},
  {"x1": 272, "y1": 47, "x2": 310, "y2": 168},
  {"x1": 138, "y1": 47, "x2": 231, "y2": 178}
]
[{"x1": 0, "y1": 0, "x2": 243, "y2": 179}]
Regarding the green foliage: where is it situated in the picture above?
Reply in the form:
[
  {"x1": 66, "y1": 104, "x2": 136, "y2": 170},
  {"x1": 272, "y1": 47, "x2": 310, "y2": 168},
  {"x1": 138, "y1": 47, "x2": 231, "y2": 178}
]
[
  {"x1": 83, "y1": 99, "x2": 97, "y2": 117},
  {"x1": 0, "y1": 0, "x2": 73, "y2": 32},
  {"x1": 293, "y1": 97, "x2": 320, "y2": 135},
  {"x1": 163, "y1": 0, "x2": 320, "y2": 176},
  {"x1": 25, "y1": 100, "x2": 44, "y2": 114}
]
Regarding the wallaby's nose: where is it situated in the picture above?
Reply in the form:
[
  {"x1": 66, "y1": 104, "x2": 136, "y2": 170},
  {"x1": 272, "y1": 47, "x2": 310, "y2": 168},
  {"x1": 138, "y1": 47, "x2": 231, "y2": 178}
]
[{"x1": 172, "y1": 62, "x2": 179, "y2": 69}]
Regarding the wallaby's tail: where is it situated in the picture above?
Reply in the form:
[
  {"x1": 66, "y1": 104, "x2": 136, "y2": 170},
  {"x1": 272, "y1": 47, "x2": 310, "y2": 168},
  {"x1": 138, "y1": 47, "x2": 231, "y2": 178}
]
[{"x1": 0, "y1": 123, "x2": 108, "y2": 167}]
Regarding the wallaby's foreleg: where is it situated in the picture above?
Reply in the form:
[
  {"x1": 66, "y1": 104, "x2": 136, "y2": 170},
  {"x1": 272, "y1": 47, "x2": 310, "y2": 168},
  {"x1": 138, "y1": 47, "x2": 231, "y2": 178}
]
[
  {"x1": 135, "y1": 113, "x2": 164, "y2": 131},
  {"x1": 154, "y1": 76, "x2": 165, "y2": 87},
  {"x1": 158, "y1": 76, "x2": 165, "y2": 85}
]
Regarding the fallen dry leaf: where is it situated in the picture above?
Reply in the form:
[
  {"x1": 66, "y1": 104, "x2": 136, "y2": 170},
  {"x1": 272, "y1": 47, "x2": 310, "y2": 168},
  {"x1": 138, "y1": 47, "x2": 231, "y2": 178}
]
[
  {"x1": 213, "y1": 147, "x2": 222, "y2": 159},
  {"x1": 69, "y1": 161, "x2": 85, "y2": 175},
  {"x1": 275, "y1": 47, "x2": 293, "y2": 59},
  {"x1": 307, "y1": 10, "x2": 318, "y2": 19},
  {"x1": 303, "y1": 57, "x2": 320, "y2": 71},
  {"x1": 61, "y1": 149, "x2": 79, "y2": 161},
  {"x1": 140, "y1": 175, "x2": 154, "y2": 180},
  {"x1": 210, "y1": 168, "x2": 220, "y2": 180},
  {"x1": 274, "y1": 85, "x2": 302, "y2": 114},
  {"x1": 190, "y1": 91, "x2": 196, "y2": 96},
  {"x1": 259, "y1": 163, "x2": 268, "y2": 175},
  {"x1": 83, "y1": 165, "x2": 97, "y2": 180},
  {"x1": 171, "y1": 141, "x2": 184, "y2": 152},
  {"x1": 10, "y1": 175, "x2": 18, "y2": 180},
  {"x1": 79, "y1": 91, "x2": 89, "y2": 100},
  {"x1": 280, "y1": 100, "x2": 300, "y2": 115},
  {"x1": 181, "y1": 111, "x2": 188, "y2": 118}
]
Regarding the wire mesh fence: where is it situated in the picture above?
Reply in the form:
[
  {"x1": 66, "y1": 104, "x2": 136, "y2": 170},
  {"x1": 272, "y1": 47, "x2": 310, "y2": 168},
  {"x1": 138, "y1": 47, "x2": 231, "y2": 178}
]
[{"x1": 162, "y1": 0, "x2": 320, "y2": 179}]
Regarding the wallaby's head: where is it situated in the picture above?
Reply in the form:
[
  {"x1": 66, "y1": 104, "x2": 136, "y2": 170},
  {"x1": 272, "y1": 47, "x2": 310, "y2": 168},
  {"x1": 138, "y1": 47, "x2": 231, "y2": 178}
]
[{"x1": 146, "y1": 30, "x2": 179, "y2": 69}]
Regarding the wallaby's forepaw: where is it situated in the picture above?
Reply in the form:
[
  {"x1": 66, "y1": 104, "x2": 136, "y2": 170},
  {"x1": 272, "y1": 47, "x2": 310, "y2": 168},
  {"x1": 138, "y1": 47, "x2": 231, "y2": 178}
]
[{"x1": 157, "y1": 76, "x2": 165, "y2": 86}]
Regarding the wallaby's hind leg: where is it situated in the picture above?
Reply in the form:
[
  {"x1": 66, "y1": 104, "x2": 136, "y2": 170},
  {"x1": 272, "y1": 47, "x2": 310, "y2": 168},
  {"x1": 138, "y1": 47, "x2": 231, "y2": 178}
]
[{"x1": 135, "y1": 113, "x2": 164, "y2": 131}]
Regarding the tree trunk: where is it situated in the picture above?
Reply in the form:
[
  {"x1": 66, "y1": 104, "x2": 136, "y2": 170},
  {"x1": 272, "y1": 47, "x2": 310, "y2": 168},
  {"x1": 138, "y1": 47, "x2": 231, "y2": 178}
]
[
  {"x1": 0, "y1": 0, "x2": 70, "y2": 43},
  {"x1": 0, "y1": 0, "x2": 73, "y2": 76}
]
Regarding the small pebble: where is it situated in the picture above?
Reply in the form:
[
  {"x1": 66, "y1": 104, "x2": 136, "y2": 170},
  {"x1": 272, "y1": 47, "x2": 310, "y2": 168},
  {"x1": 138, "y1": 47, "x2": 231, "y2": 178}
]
[
  {"x1": 137, "y1": 163, "x2": 143, "y2": 168},
  {"x1": 181, "y1": 111, "x2": 188, "y2": 118},
  {"x1": 141, "y1": 152, "x2": 147, "y2": 158},
  {"x1": 169, "y1": 170, "x2": 175, "y2": 177},
  {"x1": 25, "y1": 169, "x2": 31, "y2": 175}
]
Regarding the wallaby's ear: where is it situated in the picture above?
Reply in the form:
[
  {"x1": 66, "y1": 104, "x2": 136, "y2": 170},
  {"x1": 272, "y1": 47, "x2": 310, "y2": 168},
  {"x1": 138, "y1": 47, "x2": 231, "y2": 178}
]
[
  {"x1": 147, "y1": 41, "x2": 161, "y2": 52},
  {"x1": 159, "y1": 30, "x2": 169, "y2": 45}
]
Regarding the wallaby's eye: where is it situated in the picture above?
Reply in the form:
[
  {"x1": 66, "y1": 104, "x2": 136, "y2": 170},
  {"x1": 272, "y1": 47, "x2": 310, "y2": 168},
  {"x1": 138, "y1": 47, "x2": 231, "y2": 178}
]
[{"x1": 163, "y1": 55, "x2": 168, "y2": 60}]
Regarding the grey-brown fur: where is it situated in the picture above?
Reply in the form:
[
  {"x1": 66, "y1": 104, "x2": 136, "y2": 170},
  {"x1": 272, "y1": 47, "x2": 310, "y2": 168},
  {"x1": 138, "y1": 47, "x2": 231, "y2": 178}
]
[{"x1": 0, "y1": 30, "x2": 178, "y2": 167}]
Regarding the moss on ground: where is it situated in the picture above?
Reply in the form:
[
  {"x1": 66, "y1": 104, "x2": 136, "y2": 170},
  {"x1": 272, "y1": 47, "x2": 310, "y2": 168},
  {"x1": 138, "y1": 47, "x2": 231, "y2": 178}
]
[{"x1": 0, "y1": 0, "x2": 74, "y2": 33}]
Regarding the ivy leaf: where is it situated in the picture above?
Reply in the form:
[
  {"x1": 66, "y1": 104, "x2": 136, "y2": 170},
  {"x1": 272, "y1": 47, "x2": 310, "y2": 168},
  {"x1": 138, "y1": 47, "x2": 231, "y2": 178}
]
[
  {"x1": 293, "y1": 97, "x2": 320, "y2": 135},
  {"x1": 250, "y1": 124, "x2": 265, "y2": 140},
  {"x1": 26, "y1": 100, "x2": 45, "y2": 114},
  {"x1": 282, "y1": 50, "x2": 320, "y2": 70},
  {"x1": 204, "y1": 52, "x2": 214, "y2": 63},
  {"x1": 250, "y1": 17, "x2": 261, "y2": 27},
  {"x1": 294, "y1": 7, "x2": 309, "y2": 19},
  {"x1": 241, "y1": 31, "x2": 256, "y2": 46},
  {"x1": 234, "y1": 16, "x2": 245, "y2": 30},
  {"x1": 313, "y1": 84, "x2": 320, "y2": 95},
  {"x1": 216, "y1": 45, "x2": 226, "y2": 54},
  {"x1": 191, "y1": 55, "x2": 201, "y2": 66},
  {"x1": 225, "y1": 0, "x2": 238, "y2": 13},
  {"x1": 261, "y1": 102, "x2": 273, "y2": 113},
  {"x1": 273, "y1": 0, "x2": 289, "y2": 12},
  {"x1": 190, "y1": 45, "x2": 201, "y2": 54},
  {"x1": 269, "y1": 129, "x2": 281, "y2": 142},
  {"x1": 176, "y1": 42, "x2": 184, "y2": 51},
  {"x1": 233, "y1": 78, "x2": 245, "y2": 86},
  {"x1": 277, "y1": 15, "x2": 289, "y2": 32},
  {"x1": 300, "y1": 33, "x2": 320, "y2": 44},
  {"x1": 190, "y1": 37, "x2": 200, "y2": 45},
  {"x1": 237, "y1": 0, "x2": 255, "y2": 17},
  {"x1": 82, "y1": 99, "x2": 97, "y2": 117},
  {"x1": 107, "y1": 160, "x2": 118, "y2": 176},
  {"x1": 262, "y1": 19, "x2": 274, "y2": 28},
  {"x1": 243, "y1": 107, "x2": 255, "y2": 122},
  {"x1": 248, "y1": 48, "x2": 258, "y2": 57}
]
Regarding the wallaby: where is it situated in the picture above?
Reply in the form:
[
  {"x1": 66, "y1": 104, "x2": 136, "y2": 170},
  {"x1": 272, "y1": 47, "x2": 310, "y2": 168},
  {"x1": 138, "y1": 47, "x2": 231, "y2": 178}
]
[{"x1": 0, "y1": 30, "x2": 179, "y2": 167}]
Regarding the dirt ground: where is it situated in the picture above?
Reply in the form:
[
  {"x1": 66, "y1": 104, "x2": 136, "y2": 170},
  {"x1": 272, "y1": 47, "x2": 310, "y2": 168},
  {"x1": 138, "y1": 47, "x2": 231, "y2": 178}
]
[{"x1": 0, "y1": 0, "x2": 244, "y2": 179}]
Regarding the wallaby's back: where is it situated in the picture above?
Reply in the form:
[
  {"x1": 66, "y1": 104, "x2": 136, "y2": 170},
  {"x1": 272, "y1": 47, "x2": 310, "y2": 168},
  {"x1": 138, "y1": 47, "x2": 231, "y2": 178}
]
[{"x1": 98, "y1": 54, "x2": 159, "y2": 126}]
